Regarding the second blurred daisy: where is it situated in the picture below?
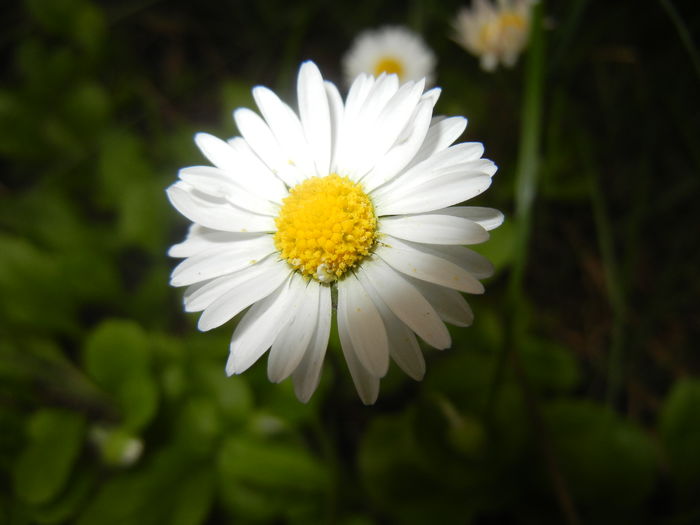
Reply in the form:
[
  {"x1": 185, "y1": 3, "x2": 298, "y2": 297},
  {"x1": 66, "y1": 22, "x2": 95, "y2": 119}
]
[
  {"x1": 453, "y1": 0, "x2": 535, "y2": 71},
  {"x1": 343, "y1": 26, "x2": 436, "y2": 85}
]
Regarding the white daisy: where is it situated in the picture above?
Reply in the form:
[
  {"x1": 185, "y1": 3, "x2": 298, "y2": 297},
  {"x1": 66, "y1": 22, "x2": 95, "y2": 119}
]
[
  {"x1": 343, "y1": 26, "x2": 437, "y2": 86},
  {"x1": 453, "y1": 0, "x2": 534, "y2": 71},
  {"x1": 167, "y1": 61, "x2": 502, "y2": 404}
]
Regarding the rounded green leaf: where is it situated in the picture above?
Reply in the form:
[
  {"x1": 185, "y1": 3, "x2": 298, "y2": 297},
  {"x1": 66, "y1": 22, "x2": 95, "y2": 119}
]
[
  {"x1": 83, "y1": 320, "x2": 158, "y2": 431},
  {"x1": 545, "y1": 400, "x2": 656, "y2": 511},
  {"x1": 659, "y1": 378, "x2": 700, "y2": 496},
  {"x1": 13, "y1": 408, "x2": 86, "y2": 504}
]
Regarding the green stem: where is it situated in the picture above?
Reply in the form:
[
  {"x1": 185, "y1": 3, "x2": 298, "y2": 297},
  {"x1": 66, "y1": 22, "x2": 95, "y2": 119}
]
[
  {"x1": 658, "y1": 0, "x2": 700, "y2": 84},
  {"x1": 584, "y1": 143, "x2": 627, "y2": 405},
  {"x1": 508, "y1": 2, "x2": 545, "y2": 310},
  {"x1": 500, "y1": 5, "x2": 581, "y2": 525}
]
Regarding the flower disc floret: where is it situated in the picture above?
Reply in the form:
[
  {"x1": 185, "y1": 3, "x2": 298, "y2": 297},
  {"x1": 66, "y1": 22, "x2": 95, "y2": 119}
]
[
  {"x1": 274, "y1": 174, "x2": 377, "y2": 282},
  {"x1": 373, "y1": 56, "x2": 405, "y2": 78}
]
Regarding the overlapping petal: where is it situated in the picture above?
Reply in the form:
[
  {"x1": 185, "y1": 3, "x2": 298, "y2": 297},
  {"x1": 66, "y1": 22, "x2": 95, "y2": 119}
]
[{"x1": 168, "y1": 60, "x2": 500, "y2": 404}]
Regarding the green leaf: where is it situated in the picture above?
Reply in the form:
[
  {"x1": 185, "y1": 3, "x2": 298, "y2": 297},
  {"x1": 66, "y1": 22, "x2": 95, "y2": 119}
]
[
  {"x1": 13, "y1": 409, "x2": 86, "y2": 505},
  {"x1": 193, "y1": 363, "x2": 253, "y2": 426},
  {"x1": 659, "y1": 378, "x2": 700, "y2": 496},
  {"x1": 119, "y1": 374, "x2": 158, "y2": 432},
  {"x1": 217, "y1": 435, "x2": 328, "y2": 492},
  {"x1": 83, "y1": 320, "x2": 158, "y2": 431},
  {"x1": 78, "y1": 446, "x2": 208, "y2": 525},
  {"x1": 545, "y1": 400, "x2": 656, "y2": 512},
  {"x1": 83, "y1": 320, "x2": 150, "y2": 389},
  {"x1": 170, "y1": 468, "x2": 214, "y2": 525},
  {"x1": 0, "y1": 234, "x2": 79, "y2": 335},
  {"x1": 175, "y1": 398, "x2": 221, "y2": 456},
  {"x1": 29, "y1": 468, "x2": 96, "y2": 525},
  {"x1": 520, "y1": 337, "x2": 579, "y2": 393},
  {"x1": 359, "y1": 411, "x2": 478, "y2": 524},
  {"x1": 96, "y1": 130, "x2": 167, "y2": 251}
]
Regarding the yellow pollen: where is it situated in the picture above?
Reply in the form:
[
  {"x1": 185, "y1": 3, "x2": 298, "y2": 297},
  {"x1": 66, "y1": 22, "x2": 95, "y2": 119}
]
[
  {"x1": 274, "y1": 174, "x2": 377, "y2": 282},
  {"x1": 373, "y1": 56, "x2": 405, "y2": 79},
  {"x1": 500, "y1": 12, "x2": 526, "y2": 31},
  {"x1": 477, "y1": 12, "x2": 526, "y2": 49}
]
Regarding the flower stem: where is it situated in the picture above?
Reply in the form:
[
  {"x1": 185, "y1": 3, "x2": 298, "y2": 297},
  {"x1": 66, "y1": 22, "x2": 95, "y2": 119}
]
[
  {"x1": 581, "y1": 137, "x2": 627, "y2": 405},
  {"x1": 502, "y1": 4, "x2": 581, "y2": 525},
  {"x1": 508, "y1": 2, "x2": 545, "y2": 310},
  {"x1": 658, "y1": 0, "x2": 700, "y2": 84}
]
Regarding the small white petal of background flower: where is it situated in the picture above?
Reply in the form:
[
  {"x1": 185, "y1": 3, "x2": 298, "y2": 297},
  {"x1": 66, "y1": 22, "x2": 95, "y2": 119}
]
[
  {"x1": 453, "y1": 0, "x2": 535, "y2": 71},
  {"x1": 167, "y1": 60, "x2": 502, "y2": 404},
  {"x1": 343, "y1": 26, "x2": 437, "y2": 86}
]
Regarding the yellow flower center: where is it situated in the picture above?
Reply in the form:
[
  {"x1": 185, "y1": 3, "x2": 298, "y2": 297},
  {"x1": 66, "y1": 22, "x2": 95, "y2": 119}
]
[
  {"x1": 273, "y1": 174, "x2": 377, "y2": 282},
  {"x1": 500, "y1": 12, "x2": 526, "y2": 31},
  {"x1": 373, "y1": 56, "x2": 405, "y2": 79},
  {"x1": 477, "y1": 12, "x2": 526, "y2": 50}
]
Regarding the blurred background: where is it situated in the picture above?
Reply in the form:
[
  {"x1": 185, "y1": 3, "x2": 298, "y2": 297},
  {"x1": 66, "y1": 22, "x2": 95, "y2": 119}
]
[{"x1": 1, "y1": 0, "x2": 699, "y2": 523}]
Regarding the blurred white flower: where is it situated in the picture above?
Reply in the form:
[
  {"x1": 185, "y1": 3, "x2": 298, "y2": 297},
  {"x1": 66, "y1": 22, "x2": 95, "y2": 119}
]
[
  {"x1": 343, "y1": 26, "x2": 436, "y2": 85},
  {"x1": 454, "y1": 0, "x2": 535, "y2": 71},
  {"x1": 167, "y1": 61, "x2": 501, "y2": 404}
]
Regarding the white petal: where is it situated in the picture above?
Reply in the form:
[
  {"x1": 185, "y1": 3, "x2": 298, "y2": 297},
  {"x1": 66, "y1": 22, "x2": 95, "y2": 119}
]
[
  {"x1": 324, "y1": 81, "x2": 344, "y2": 173},
  {"x1": 252, "y1": 86, "x2": 315, "y2": 179},
  {"x1": 267, "y1": 280, "x2": 320, "y2": 383},
  {"x1": 431, "y1": 206, "x2": 504, "y2": 231},
  {"x1": 372, "y1": 154, "x2": 495, "y2": 203},
  {"x1": 353, "y1": 80, "x2": 426, "y2": 179},
  {"x1": 178, "y1": 166, "x2": 278, "y2": 216},
  {"x1": 170, "y1": 235, "x2": 276, "y2": 286},
  {"x1": 386, "y1": 315, "x2": 425, "y2": 380},
  {"x1": 182, "y1": 256, "x2": 283, "y2": 312},
  {"x1": 415, "y1": 243, "x2": 495, "y2": 279},
  {"x1": 168, "y1": 224, "x2": 263, "y2": 258},
  {"x1": 374, "y1": 174, "x2": 492, "y2": 216},
  {"x1": 166, "y1": 183, "x2": 276, "y2": 233},
  {"x1": 292, "y1": 284, "x2": 332, "y2": 402},
  {"x1": 233, "y1": 108, "x2": 301, "y2": 187},
  {"x1": 336, "y1": 75, "x2": 402, "y2": 178},
  {"x1": 343, "y1": 74, "x2": 376, "y2": 125},
  {"x1": 407, "y1": 277, "x2": 474, "y2": 327},
  {"x1": 226, "y1": 137, "x2": 288, "y2": 203},
  {"x1": 194, "y1": 132, "x2": 240, "y2": 172},
  {"x1": 361, "y1": 97, "x2": 434, "y2": 192},
  {"x1": 337, "y1": 276, "x2": 389, "y2": 377},
  {"x1": 355, "y1": 266, "x2": 426, "y2": 380},
  {"x1": 357, "y1": 257, "x2": 450, "y2": 349},
  {"x1": 420, "y1": 87, "x2": 441, "y2": 108},
  {"x1": 297, "y1": 62, "x2": 331, "y2": 177},
  {"x1": 197, "y1": 261, "x2": 290, "y2": 331},
  {"x1": 404, "y1": 116, "x2": 467, "y2": 171},
  {"x1": 376, "y1": 236, "x2": 485, "y2": 294},
  {"x1": 379, "y1": 214, "x2": 489, "y2": 245},
  {"x1": 397, "y1": 142, "x2": 486, "y2": 188},
  {"x1": 226, "y1": 275, "x2": 299, "y2": 375},
  {"x1": 337, "y1": 294, "x2": 380, "y2": 405}
]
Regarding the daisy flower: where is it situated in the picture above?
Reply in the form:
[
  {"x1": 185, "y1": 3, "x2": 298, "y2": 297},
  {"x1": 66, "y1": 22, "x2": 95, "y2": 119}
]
[
  {"x1": 453, "y1": 0, "x2": 534, "y2": 71},
  {"x1": 167, "y1": 61, "x2": 502, "y2": 404},
  {"x1": 343, "y1": 26, "x2": 436, "y2": 86}
]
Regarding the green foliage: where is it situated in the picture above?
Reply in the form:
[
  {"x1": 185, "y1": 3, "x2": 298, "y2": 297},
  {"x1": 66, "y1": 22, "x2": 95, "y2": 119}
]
[
  {"x1": 660, "y1": 379, "x2": 700, "y2": 499},
  {"x1": 544, "y1": 400, "x2": 656, "y2": 517},
  {"x1": 1, "y1": 0, "x2": 698, "y2": 523},
  {"x1": 13, "y1": 409, "x2": 87, "y2": 505},
  {"x1": 83, "y1": 320, "x2": 158, "y2": 432}
]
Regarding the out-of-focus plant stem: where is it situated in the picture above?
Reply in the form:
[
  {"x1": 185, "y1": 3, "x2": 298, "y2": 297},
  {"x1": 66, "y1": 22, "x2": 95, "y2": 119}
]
[
  {"x1": 658, "y1": 0, "x2": 700, "y2": 84},
  {"x1": 496, "y1": 3, "x2": 581, "y2": 525},
  {"x1": 580, "y1": 136, "x2": 627, "y2": 406}
]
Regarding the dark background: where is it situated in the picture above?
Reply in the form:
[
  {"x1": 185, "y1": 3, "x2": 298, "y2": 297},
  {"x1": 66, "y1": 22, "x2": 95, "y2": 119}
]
[{"x1": 1, "y1": 0, "x2": 699, "y2": 523}]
